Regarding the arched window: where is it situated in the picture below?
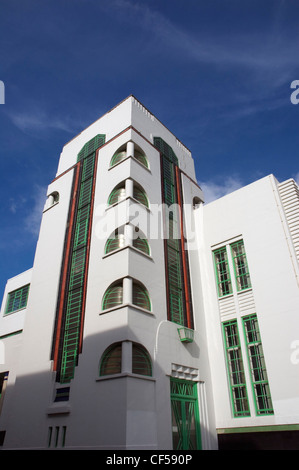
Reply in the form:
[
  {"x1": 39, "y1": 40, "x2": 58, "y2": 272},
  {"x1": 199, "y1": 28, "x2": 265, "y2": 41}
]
[
  {"x1": 133, "y1": 237, "x2": 150, "y2": 256},
  {"x1": 110, "y1": 143, "x2": 149, "y2": 169},
  {"x1": 132, "y1": 343, "x2": 152, "y2": 376},
  {"x1": 133, "y1": 281, "x2": 151, "y2": 311},
  {"x1": 99, "y1": 343, "x2": 122, "y2": 376},
  {"x1": 133, "y1": 185, "x2": 149, "y2": 208},
  {"x1": 107, "y1": 184, "x2": 126, "y2": 206},
  {"x1": 104, "y1": 228, "x2": 126, "y2": 254},
  {"x1": 102, "y1": 281, "x2": 123, "y2": 310},
  {"x1": 99, "y1": 342, "x2": 152, "y2": 377}
]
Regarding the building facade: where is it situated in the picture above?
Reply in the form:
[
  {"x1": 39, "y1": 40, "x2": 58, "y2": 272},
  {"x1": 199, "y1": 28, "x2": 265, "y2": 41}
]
[{"x1": 0, "y1": 96, "x2": 298, "y2": 450}]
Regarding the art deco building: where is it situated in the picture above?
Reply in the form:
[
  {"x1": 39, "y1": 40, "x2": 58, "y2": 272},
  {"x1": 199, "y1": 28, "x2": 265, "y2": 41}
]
[{"x1": 0, "y1": 96, "x2": 299, "y2": 450}]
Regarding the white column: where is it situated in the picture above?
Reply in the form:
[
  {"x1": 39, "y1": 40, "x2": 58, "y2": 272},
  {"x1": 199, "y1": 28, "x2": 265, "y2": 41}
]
[
  {"x1": 121, "y1": 341, "x2": 132, "y2": 374},
  {"x1": 126, "y1": 141, "x2": 134, "y2": 158},
  {"x1": 125, "y1": 223, "x2": 134, "y2": 247},
  {"x1": 125, "y1": 178, "x2": 134, "y2": 199},
  {"x1": 123, "y1": 277, "x2": 133, "y2": 305}
]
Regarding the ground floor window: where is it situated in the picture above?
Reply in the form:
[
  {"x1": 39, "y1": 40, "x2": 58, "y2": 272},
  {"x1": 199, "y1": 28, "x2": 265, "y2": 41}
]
[{"x1": 170, "y1": 378, "x2": 201, "y2": 450}]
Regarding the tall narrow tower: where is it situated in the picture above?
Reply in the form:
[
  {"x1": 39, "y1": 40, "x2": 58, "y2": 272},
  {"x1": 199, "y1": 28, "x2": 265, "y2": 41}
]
[{"x1": 0, "y1": 96, "x2": 217, "y2": 450}]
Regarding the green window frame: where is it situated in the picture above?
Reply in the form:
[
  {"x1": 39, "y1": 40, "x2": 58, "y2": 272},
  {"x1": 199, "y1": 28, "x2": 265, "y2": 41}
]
[
  {"x1": 170, "y1": 378, "x2": 202, "y2": 450},
  {"x1": 107, "y1": 186, "x2": 126, "y2": 206},
  {"x1": 231, "y1": 240, "x2": 251, "y2": 291},
  {"x1": 132, "y1": 237, "x2": 150, "y2": 256},
  {"x1": 110, "y1": 148, "x2": 148, "y2": 169},
  {"x1": 213, "y1": 247, "x2": 232, "y2": 297},
  {"x1": 102, "y1": 282, "x2": 123, "y2": 310},
  {"x1": 132, "y1": 282, "x2": 151, "y2": 311},
  {"x1": 242, "y1": 314, "x2": 274, "y2": 415},
  {"x1": 132, "y1": 343, "x2": 152, "y2": 376},
  {"x1": 100, "y1": 343, "x2": 122, "y2": 376},
  {"x1": 222, "y1": 320, "x2": 250, "y2": 417},
  {"x1": 133, "y1": 186, "x2": 149, "y2": 208},
  {"x1": 5, "y1": 284, "x2": 30, "y2": 315}
]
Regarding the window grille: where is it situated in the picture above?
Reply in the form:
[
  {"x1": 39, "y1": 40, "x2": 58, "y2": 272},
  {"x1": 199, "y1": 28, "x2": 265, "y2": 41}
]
[
  {"x1": 102, "y1": 282, "x2": 123, "y2": 310},
  {"x1": 213, "y1": 247, "x2": 232, "y2": 297},
  {"x1": 5, "y1": 284, "x2": 30, "y2": 315},
  {"x1": 133, "y1": 186, "x2": 149, "y2": 207},
  {"x1": 242, "y1": 314, "x2": 273, "y2": 415},
  {"x1": 99, "y1": 343, "x2": 122, "y2": 376},
  {"x1": 132, "y1": 343, "x2": 152, "y2": 376},
  {"x1": 132, "y1": 237, "x2": 150, "y2": 256},
  {"x1": 132, "y1": 282, "x2": 151, "y2": 311},
  {"x1": 108, "y1": 186, "x2": 126, "y2": 205},
  {"x1": 222, "y1": 320, "x2": 250, "y2": 417},
  {"x1": 231, "y1": 240, "x2": 251, "y2": 291}
]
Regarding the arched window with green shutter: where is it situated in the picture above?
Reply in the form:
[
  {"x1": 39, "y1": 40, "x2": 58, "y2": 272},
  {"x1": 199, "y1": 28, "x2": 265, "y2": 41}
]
[
  {"x1": 102, "y1": 282, "x2": 123, "y2": 310},
  {"x1": 132, "y1": 282, "x2": 151, "y2": 311},
  {"x1": 99, "y1": 343, "x2": 122, "y2": 376},
  {"x1": 107, "y1": 185, "x2": 126, "y2": 206},
  {"x1": 133, "y1": 185, "x2": 149, "y2": 208},
  {"x1": 132, "y1": 343, "x2": 152, "y2": 376},
  {"x1": 110, "y1": 143, "x2": 149, "y2": 169},
  {"x1": 133, "y1": 237, "x2": 150, "y2": 256}
]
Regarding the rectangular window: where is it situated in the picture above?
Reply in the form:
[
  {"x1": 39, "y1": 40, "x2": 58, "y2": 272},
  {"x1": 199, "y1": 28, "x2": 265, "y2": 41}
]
[
  {"x1": 213, "y1": 248, "x2": 232, "y2": 297},
  {"x1": 222, "y1": 320, "x2": 250, "y2": 417},
  {"x1": 231, "y1": 240, "x2": 251, "y2": 291},
  {"x1": 5, "y1": 284, "x2": 30, "y2": 315},
  {"x1": 242, "y1": 314, "x2": 273, "y2": 415}
]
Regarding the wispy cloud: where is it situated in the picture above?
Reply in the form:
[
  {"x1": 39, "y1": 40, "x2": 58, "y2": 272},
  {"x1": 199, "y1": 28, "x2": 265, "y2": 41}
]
[
  {"x1": 199, "y1": 176, "x2": 244, "y2": 203},
  {"x1": 7, "y1": 108, "x2": 79, "y2": 134},
  {"x1": 23, "y1": 184, "x2": 47, "y2": 237}
]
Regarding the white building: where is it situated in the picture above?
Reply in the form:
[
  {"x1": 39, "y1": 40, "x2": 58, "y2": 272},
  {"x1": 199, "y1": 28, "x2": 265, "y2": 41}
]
[{"x1": 0, "y1": 96, "x2": 298, "y2": 450}]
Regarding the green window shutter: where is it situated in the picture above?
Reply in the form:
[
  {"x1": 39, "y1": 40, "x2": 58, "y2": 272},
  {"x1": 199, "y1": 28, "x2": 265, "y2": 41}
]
[
  {"x1": 242, "y1": 314, "x2": 273, "y2": 415},
  {"x1": 5, "y1": 284, "x2": 30, "y2": 315},
  {"x1": 108, "y1": 187, "x2": 126, "y2": 205},
  {"x1": 222, "y1": 320, "x2": 250, "y2": 417},
  {"x1": 110, "y1": 150, "x2": 127, "y2": 167},
  {"x1": 133, "y1": 237, "x2": 150, "y2": 256},
  {"x1": 231, "y1": 240, "x2": 251, "y2": 291},
  {"x1": 132, "y1": 343, "x2": 152, "y2": 376},
  {"x1": 133, "y1": 186, "x2": 149, "y2": 207},
  {"x1": 102, "y1": 283, "x2": 123, "y2": 310},
  {"x1": 132, "y1": 283, "x2": 151, "y2": 311},
  {"x1": 134, "y1": 151, "x2": 148, "y2": 168},
  {"x1": 77, "y1": 134, "x2": 106, "y2": 162},
  {"x1": 213, "y1": 247, "x2": 232, "y2": 297},
  {"x1": 105, "y1": 233, "x2": 126, "y2": 254},
  {"x1": 100, "y1": 343, "x2": 122, "y2": 376}
]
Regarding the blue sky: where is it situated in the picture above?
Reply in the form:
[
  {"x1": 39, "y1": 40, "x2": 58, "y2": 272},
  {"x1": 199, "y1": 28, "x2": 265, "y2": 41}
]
[{"x1": 0, "y1": 0, "x2": 298, "y2": 294}]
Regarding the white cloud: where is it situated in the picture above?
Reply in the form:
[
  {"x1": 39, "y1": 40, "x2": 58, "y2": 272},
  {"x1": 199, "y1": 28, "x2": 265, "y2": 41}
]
[
  {"x1": 24, "y1": 184, "x2": 47, "y2": 237},
  {"x1": 199, "y1": 176, "x2": 244, "y2": 204}
]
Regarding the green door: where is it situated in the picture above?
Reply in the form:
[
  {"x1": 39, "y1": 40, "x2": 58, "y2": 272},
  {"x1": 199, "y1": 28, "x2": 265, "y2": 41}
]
[{"x1": 170, "y1": 378, "x2": 202, "y2": 450}]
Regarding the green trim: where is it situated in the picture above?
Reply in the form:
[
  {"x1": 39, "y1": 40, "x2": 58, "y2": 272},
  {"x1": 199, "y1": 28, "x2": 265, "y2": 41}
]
[
  {"x1": 5, "y1": 284, "x2": 30, "y2": 315},
  {"x1": 132, "y1": 237, "x2": 150, "y2": 256},
  {"x1": 132, "y1": 343, "x2": 152, "y2": 376},
  {"x1": 230, "y1": 240, "x2": 251, "y2": 291},
  {"x1": 77, "y1": 134, "x2": 105, "y2": 162},
  {"x1": 170, "y1": 378, "x2": 202, "y2": 450},
  {"x1": 108, "y1": 186, "x2": 126, "y2": 205},
  {"x1": 132, "y1": 282, "x2": 151, "y2": 311},
  {"x1": 242, "y1": 314, "x2": 274, "y2": 415},
  {"x1": 213, "y1": 247, "x2": 232, "y2": 297},
  {"x1": 217, "y1": 424, "x2": 299, "y2": 434},
  {"x1": 222, "y1": 320, "x2": 250, "y2": 418},
  {"x1": 100, "y1": 343, "x2": 122, "y2": 376},
  {"x1": 102, "y1": 283, "x2": 123, "y2": 310}
]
